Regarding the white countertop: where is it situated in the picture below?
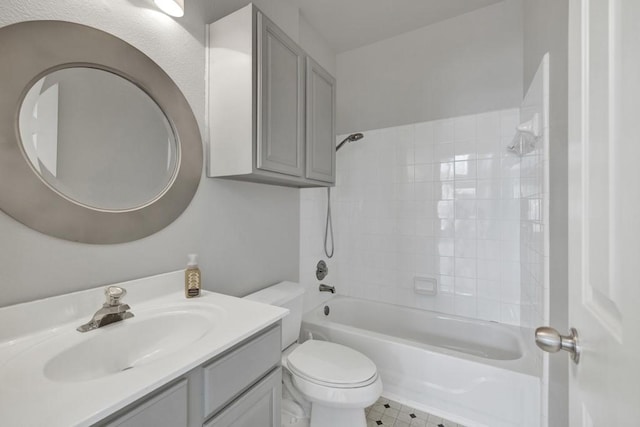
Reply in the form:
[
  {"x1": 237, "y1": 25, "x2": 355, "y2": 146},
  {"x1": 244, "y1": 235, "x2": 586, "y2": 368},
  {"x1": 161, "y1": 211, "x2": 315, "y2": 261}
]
[{"x1": 0, "y1": 271, "x2": 288, "y2": 427}]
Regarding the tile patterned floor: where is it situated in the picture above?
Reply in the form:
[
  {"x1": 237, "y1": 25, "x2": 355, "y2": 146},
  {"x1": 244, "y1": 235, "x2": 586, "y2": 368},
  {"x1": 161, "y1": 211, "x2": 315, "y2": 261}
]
[{"x1": 366, "y1": 397, "x2": 466, "y2": 427}]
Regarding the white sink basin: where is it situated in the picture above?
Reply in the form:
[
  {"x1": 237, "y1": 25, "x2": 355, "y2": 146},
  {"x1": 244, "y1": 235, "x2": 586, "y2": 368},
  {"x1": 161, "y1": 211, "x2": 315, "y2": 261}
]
[{"x1": 44, "y1": 306, "x2": 218, "y2": 382}]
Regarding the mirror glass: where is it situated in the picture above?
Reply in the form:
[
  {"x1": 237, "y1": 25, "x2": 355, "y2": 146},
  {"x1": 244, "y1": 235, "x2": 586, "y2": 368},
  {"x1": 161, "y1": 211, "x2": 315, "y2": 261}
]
[{"x1": 19, "y1": 67, "x2": 178, "y2": 211}]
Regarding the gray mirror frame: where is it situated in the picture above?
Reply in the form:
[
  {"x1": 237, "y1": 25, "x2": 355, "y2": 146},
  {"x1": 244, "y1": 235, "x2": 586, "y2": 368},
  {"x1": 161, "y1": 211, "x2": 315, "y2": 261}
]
[{"x1": 0, "y1": 21, "x2": 203, "y2": 244}]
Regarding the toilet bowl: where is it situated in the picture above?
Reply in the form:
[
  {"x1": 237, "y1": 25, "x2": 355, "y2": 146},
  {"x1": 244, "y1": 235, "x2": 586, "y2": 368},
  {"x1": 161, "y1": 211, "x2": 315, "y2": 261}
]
[{"x1": 245, "y1": 282, "x2": 382, "y2": 427}]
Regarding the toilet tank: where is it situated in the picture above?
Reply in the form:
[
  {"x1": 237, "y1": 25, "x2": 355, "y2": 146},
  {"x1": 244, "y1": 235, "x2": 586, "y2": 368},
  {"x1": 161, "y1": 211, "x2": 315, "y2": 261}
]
[{"x1": 244, "y1": 281, "x2": 305, "y2": 350}]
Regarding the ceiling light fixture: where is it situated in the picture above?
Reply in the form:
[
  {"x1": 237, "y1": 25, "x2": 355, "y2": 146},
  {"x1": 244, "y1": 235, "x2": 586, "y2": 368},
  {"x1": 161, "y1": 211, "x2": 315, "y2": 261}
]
[{"x1": 154, "y1": 0, "x2": 184, "y2": 17}]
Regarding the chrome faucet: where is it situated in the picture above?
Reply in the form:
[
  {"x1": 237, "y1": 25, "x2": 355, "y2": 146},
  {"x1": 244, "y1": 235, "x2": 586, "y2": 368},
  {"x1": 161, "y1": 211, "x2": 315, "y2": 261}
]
[
  {"x1": 319, "y1": 284, "x2": 335, "y2": 294},
  {"x1": 77, "y1": 286, "x2": 134, "y2": 332}
]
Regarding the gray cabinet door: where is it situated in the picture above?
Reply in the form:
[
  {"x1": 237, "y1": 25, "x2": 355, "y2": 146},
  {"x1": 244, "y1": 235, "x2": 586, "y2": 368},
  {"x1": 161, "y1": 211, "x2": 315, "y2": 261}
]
[
  {"x1": 305, "y1": 57, "x2": 336, "y2": 183},
  {"x1": 204, "y1": 369, "x2": 282, "y2": 427},
  {"x1": 104, "y1": 379, "x2": 188, "y2": 427},
  {"x1": 256, "y1": 12, "x2": 305, "y2": 177}
]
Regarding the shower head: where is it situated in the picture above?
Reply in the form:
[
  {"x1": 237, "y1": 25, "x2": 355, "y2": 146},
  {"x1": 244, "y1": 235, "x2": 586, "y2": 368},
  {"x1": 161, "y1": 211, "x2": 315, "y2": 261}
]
[{"x1": 336, "y1": 133, "x2": 364, "y2": 151}]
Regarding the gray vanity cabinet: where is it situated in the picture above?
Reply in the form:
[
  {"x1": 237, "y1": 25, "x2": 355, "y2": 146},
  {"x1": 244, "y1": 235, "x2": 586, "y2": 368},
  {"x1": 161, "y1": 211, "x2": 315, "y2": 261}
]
[
  {"x1": 98, "y1": 324, "x2": 281, "y2": 427},
  {"x1": 207, "y1": 4, "x2": 335, "y2": 187}
]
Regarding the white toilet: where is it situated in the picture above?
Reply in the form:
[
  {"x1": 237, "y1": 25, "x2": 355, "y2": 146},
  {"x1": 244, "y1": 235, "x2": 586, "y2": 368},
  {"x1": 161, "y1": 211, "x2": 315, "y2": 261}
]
[{"x1": 245, "y1": 282, "x2": 382, "y2": 427}]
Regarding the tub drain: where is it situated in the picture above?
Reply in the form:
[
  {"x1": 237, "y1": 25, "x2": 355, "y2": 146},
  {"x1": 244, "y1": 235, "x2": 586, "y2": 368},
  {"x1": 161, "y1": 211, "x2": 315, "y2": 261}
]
[{"x1": 324, "y1": 305, "x2": 330, "y2": 316}]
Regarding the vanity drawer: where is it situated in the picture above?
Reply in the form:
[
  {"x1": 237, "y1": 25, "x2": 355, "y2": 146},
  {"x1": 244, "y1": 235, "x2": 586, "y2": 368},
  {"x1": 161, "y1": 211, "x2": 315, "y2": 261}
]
[
  {"x1": 203, "y1": 325, "x2": 281, "y2": 419},
  {"x1": 203, "y1": 368, "x2": 281, "y2": 427},
  {"x1": 104, "y1": 379, "x2": 188, "y2": 427}
]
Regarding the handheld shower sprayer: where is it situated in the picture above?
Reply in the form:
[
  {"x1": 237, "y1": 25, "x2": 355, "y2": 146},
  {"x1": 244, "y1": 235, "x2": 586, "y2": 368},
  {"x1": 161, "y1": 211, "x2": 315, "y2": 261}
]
[
  {"x1": 336, "y1": 133, "x2": 364, "y2": 151},
  {"x1": 325, "y1": 133, "x2": 365, "y2": 258}
]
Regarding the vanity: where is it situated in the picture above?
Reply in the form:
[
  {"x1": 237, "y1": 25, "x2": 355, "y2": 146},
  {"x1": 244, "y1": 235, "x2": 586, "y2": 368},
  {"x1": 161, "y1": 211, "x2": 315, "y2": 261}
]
[{"x1": 0, "y1": 271, "x2": 288, "y2": 427}]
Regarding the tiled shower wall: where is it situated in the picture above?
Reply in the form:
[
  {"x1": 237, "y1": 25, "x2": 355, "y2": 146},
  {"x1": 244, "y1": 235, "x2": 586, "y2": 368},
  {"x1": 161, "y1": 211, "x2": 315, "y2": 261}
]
[{"x1": 300, "y1": 108, "x2": 526, "y2": 325}]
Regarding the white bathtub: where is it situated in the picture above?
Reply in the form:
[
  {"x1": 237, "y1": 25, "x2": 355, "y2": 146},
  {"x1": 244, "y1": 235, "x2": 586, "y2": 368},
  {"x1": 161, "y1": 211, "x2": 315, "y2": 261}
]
[{"x1": 301, "y1": 296, "x2": 540, "y2": 427}]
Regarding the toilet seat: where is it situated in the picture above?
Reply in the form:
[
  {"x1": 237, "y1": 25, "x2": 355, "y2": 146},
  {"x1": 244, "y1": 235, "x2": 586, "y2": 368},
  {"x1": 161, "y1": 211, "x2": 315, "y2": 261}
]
[{"x1": 286, "y1": 340, "x2": 378, "y2": 388}]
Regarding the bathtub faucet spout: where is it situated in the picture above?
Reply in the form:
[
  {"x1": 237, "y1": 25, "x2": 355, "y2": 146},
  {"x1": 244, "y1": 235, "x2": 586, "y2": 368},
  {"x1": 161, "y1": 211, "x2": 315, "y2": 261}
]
[{"x1": 319, "y1": 284, "x2": 335, "y2": 294}]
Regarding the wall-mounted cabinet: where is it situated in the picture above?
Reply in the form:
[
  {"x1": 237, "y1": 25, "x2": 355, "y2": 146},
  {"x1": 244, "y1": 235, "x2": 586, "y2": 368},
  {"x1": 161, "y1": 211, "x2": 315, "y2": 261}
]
[{"x1": 207, "y1": 4, "x2": 336, "y2": 187}]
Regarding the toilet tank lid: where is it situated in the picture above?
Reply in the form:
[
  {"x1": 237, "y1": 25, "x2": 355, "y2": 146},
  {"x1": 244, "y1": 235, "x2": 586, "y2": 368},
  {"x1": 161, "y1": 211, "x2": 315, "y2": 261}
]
[{"x1": 244, "y1": 281, "x2": 305, "y2": 306}]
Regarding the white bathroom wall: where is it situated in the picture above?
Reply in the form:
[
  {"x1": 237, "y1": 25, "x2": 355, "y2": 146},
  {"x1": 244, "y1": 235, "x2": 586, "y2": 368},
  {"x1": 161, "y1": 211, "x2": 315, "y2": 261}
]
[
  {"x1": 519, "y1": 55, "x2": 549, "y2": 332},
  {"x1": 0, "y1": 0, "x2": 335, "y2": 307},
  {"x1": 204, "y1": 0, "x2": 300, "y2": 42},
  {"x1": 518, "y1": 54, "x2": 550, "y2": 425},
  {"x1": 298, "y1": 15, "x2": 336, "y2": 76},
  {"x1": 204, "y1": 0, "x2": 337, "y2": 76},
  {"x1": 335, "y1": 0, "x2": 523, "y2": 134},
  {"x1": 301, "y1": 109, "x2": 527, "y2": 325},
  {"x1": 523, "y1": 1, "x2": 569, "y2": 426}
]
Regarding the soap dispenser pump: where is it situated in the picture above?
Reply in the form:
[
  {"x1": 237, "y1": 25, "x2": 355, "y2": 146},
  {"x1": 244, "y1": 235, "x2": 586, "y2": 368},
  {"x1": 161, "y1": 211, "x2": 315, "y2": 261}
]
[{"x1": 185, "y1": 254, "x2": 201, "y2": 298}]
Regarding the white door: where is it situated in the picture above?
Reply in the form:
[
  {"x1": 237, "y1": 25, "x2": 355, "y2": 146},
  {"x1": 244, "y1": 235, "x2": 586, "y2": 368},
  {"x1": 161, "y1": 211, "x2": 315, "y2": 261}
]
[{"x1": 565, "y1": 0, "x2": 640, "y2": 425}]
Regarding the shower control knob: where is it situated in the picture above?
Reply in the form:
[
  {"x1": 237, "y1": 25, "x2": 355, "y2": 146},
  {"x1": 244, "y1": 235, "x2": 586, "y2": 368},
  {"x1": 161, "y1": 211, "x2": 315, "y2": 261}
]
[
  {"x1": 535, "y1": 326, "x2": 580, "y2": 364},
  {"x1": 316, "y1": 260, "x2": 328, "y2": 280}
]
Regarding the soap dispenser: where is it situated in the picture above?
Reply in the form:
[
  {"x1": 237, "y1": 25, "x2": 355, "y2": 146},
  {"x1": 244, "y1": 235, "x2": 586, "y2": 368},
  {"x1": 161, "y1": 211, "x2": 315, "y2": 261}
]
[{"x1": 185, "y1": 254, "x2": 201, "y2": 298}]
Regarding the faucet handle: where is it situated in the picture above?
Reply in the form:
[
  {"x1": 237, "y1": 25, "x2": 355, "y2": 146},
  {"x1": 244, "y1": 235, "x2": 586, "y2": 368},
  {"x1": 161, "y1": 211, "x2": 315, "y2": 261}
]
[{"x1": 105, "y1": 286, "x2": 126, "y2": 306}]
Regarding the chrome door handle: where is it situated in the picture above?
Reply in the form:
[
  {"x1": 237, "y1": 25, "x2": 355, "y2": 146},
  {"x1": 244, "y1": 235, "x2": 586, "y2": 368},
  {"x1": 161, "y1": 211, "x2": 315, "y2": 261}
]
[{"x1": 535, "y1": 326, "x2": 580, "y2": 364}]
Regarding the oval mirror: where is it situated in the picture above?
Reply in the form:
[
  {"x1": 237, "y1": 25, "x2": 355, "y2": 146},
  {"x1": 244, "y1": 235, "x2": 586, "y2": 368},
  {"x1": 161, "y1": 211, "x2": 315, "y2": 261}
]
[
  {"x1": 19, "y1": 67, "x2": 179, "y2": 211},
  {"x1": 0, "y1": 21, "x2": 203, "y2": 244}
]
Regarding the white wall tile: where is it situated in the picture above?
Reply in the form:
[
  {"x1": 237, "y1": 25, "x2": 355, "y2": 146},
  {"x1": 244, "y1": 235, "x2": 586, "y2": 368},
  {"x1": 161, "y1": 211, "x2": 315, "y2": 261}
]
[
  {"x1": 477, "y1": 298, "x2": 501, "y2": 321},
  {"x1": 455, "y1": 295, "x2": 477, "y2": 318},
  {"x1": 415, "y1": 121, "x2": 434, "y2": 145},
  {"x1": 435, "y1": 182, "x2": 455, "y2": 200},
  {"x1": 477, "y1": 180, "x2": 502, "y2": 199},
  {"x1": 454, "y1": 219, "x2": 477, "y2": 240},
  {"x1": 477, "y1": 259, "x2": 502, "y2": 282},
  {"x1": 438, "y1": 162, "x2": 455, "y2": 181},
  {"x1": 500, "y1": 302, "x2": 521, "y2": 325},
  {"x1": 454, "y1": 115, "x2": 477, "y2": 142},
  {"x1": 436, "y1": 238, "x2": 455, "y2": 257},
  {"x1": 455, "y1": 239, "x2": 477, "y2": 258},
  {"x1": 454, "y1": 181, "x2": 477, "y2": 199},
  {"x1": 454, "y1": 160, "x2": 477, "y2": 179},
  {"x1": 499, "y1": 109, "x2": 520, "y2": 137},
  {"x1": 477, "y1": 279, "x2": 501, "y2": 300},
  {"x1": 434, "y1": 219, "x2": 455, "y2": 238},
  {"x1": 414, "y1": 164, "x2": 434, "y2": 182},
  {"x1": 476, "y1": 111, "x2": 501, "y2": 141},
  {"x1": 455, "y1": 142, "x2": 477, "y2": 160},
  {"x1": 454, "y1": 200, "x2": 477, "y2": 220},
  {"x1": 435, "y1": 144, "x2": 455, "y2": 162},
  {"x1": 477, "y1": 200, "x2": 502, "y2": 220},
  {"x1": 477, "y1": 240, "x2": 502, "y2": 260},
  {"x1": 455, "y1": 258, "x2": 477, "y2": 279},
  {"x1": 395, "y1": 140, "x2": 415, "y2": 165},
  {"x1": 477, "y1": 158, "x2": 502, "y2": 179},
  {"x1": 433, "y1": 119, "x2": 454, "y2": 144}
]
